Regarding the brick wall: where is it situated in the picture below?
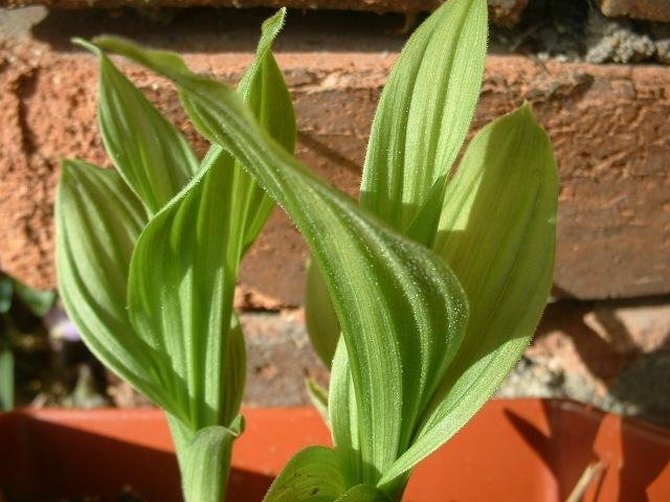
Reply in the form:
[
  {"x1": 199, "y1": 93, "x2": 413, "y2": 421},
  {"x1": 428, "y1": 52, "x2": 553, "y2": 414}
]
[{"x1": 1, "y1": 1, "x2": 668, "y2": 425}]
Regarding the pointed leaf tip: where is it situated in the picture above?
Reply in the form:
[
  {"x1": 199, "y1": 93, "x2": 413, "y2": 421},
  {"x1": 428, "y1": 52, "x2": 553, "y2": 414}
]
[{"x1": 71, "y1": 37, "x2": 101, "y2": 55}]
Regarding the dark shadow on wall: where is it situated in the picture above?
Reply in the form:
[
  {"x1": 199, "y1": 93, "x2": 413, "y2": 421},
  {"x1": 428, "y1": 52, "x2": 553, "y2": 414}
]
[
  {"x1": 534, "y1": 294, "x2": 670, "y2": 429},
  {"x1": 30, "y1": 7, "x2": 409, "y2": 54}
]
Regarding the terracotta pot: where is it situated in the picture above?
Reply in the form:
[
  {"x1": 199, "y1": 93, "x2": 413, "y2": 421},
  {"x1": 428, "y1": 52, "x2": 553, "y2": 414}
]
[{"x1": 1, "y1": 399, "x2": 668, "y2": 501}]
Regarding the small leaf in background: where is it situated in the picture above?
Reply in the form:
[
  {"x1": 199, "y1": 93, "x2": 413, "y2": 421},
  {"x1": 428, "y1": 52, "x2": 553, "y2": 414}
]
[
  {"x1": 305, "y1": 376, "x2": 329, "y2": 427},
  {"x1": 0, "y1": 277, "x2": 12, "y2": 314},
  {"x1": 304, "y1": 261, "x2": 339, "y2": 366},
  {"x1": 0, "y1": 349, "x2": 13, "y2": 411},
  {"x1": 13, "y1": 281, "x2": 56, "y2": 317}
]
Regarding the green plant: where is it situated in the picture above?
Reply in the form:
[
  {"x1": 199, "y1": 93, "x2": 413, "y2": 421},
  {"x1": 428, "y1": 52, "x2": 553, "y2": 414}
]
[
  {"x1": 0, "y1": 273, "x2": 56, "y2": 411},
  {"x1": 56, "y1": 11, "x2": 294, "y2": 500},
  {"x1": 63, "y1": 0, "x2": 557, "y2": 499}
]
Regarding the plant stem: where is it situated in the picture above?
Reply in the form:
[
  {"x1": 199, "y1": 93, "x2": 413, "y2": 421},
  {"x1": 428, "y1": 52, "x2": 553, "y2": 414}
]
[{"x1": 167, "y1": 413, "x2": 234, "y2": 502}]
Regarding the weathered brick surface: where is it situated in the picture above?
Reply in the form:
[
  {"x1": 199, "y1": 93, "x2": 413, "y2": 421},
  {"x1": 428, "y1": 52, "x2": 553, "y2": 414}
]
[
  {"x1": 1, "y1": 8, "x2": 669, "y2": 303},
  {"x1": 598, "y1": 0, "x2": 670, "y2": 22}
]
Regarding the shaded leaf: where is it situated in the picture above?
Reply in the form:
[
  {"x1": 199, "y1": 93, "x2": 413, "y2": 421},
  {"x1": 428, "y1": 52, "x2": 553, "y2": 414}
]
[
  {"x1": 74, "y1": 38, "x2": 198, "y2": 216},
  {"x1": 305, "y1": 376, "x2": 330, "y2": 427},
  {"x1": 305, "y1": 260, "x2": 340, "y2": 366},
  {"x1": 14, "y1": 281, "x2": 55, "y2": 317},
  {"x1": 0, "y1": 277, "x2": 13, "y2": 314},
  {"x1": 0, "y1": 350, "x2": 13, "y2": 411},
  {"x1": 55, "y1": 160, "x2": 175, "y2": 413},
  {"x1": 335, "y1": 484, "x2": 392, "y2": 502}
]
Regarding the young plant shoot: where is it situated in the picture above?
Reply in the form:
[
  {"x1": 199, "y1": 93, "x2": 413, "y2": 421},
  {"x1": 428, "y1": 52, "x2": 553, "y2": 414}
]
[
  {"x1": 56, "y1": 11, "x2": 295, "y2": 501},
  {"x1": 65, "y1": 0, "x2": 557, "y2": 499}
]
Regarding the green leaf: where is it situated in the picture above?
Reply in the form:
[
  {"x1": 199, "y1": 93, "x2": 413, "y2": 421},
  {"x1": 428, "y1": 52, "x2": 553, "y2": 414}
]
[
  {"x1": 360, "y1": 0, "x2": 488, "y2": 235},
  {"x1": 328, "y1": 339, "x2": 360, "y2": 488},
  {"x1": 55, "y1": 159, "x2": 176, "y2": 413},
  {"x1": 125, "y1": 146, "x2": 245, "y2": 429},
  {"x1": 13, "y1": 282, "x2": 55, "y2": 317},
  {"x1": 222, "y1": 315, "x2": 246, "y2": 425},
  {"x1": 0, "y1": 277, "x2": 13, "y2": 314},
  {"x1": 93, "y1": 36, "x2": 469, "y2": 490},
  {"x1": 112, "y1": 7, "x2": 293, "y2": 432},
  {"x1": 73, "y1": 38, "x2": 198, "y2": 216},
  {"x1": 379, "y1": 104, "x2": 558, "y2": 487},
  {"x1": 306, "y1": 0, "x2": 488, "y2": 369},
  {"x1": 0, "y1": 349, "x2": 13, "y2": 411},
  {"x1": 182, "y1": 425, "x2": 238, "y2": 502},
  {"x1": 265, "y1": 446, "x2": 347, "y2": 501},
  {"x1": 266, "y1": 443, "x2": 391, "y2": 502}
]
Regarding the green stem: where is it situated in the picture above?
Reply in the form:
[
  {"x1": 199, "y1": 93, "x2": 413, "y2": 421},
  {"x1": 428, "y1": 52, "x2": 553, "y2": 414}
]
[{"x1": 167, "y1": 413, "x2": 235, "y2": 502}]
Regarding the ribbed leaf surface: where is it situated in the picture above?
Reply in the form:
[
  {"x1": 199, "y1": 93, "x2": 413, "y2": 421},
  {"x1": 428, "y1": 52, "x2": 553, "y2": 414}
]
[
  {"x1": 307, "y1": 0, "x2": 488, "y2": 369},
  {"x1": 182, "y1": 425, "x2": 239, "y2": 502},
  {"x1": 379, "y1": 105, "x2": 558, "y2": 486},
  {"x1": 56, "y1": 160, "x2": 175, "y2": 412},
  {"x1": 360, "y1": 0, "x2": 487, "y2": 235},
  {"x1": 74, "y1": 39, "x2": 198, "y2": 216},
  {"x1": 92, "y1": 36, "x2": 469, "y2": 493},
  {"x1": 117, "y1": 9, "x2": 294, "y2": 432}
]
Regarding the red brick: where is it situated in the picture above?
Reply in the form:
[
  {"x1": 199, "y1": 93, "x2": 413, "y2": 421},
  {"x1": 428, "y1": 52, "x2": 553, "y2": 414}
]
[
  {"x1": 1, "y1": 11, "x2": 669, "y2": 303},
  {"x1": 598, "y1": 0, "x2": 670, "y2": 22}
]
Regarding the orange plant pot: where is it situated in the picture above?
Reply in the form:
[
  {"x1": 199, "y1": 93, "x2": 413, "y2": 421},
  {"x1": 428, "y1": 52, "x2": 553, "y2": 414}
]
[{"x1": 1, "y1": 399, "x2": 668, "y2": 501}]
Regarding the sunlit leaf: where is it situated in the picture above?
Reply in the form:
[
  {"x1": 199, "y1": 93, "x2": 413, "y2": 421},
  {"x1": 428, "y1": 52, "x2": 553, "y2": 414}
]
[
  {"x1": 93, "y1": 36, "x2": 468, "y2": 494},
  {"x1": 116, "y1": 8, "x2": 293, "y2": 433},
  {"x1": 306, "y1": 0, "x2": 488, "y2": 368},
  {"x1": 379, "y1": 104, "x2": 558, "y2": 487},
  {"x1": 360, "y1": 0, "x2": 487, "y2": 236}
]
